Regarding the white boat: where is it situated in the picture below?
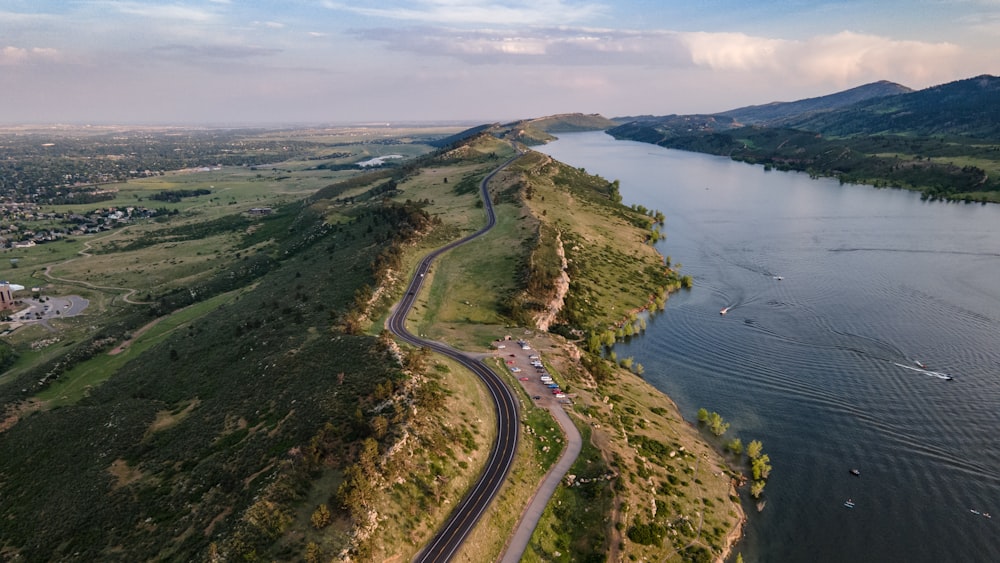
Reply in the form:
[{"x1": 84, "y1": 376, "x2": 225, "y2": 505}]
[
  {"x1": 844, "y1": 499, "x2": 855, "y2": 509},
  {"x1": 720, "y1": 307, "x2": 729, "y2": 315}
]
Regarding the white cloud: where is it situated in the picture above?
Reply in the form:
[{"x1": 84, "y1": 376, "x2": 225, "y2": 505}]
[
  {"x1": 679, "y1": 30, "x2": 964, "y2": 87},
  {"x1": 324, "y1": 0, "x2": 607, "y2": 26},
  {"x1": 0, "y1": 46, "x2": 60, "y2": 66},
  {"x1": 102, "y1": 1, "x2": 216, "y2": 22},
  {"x1": 355, "y1": 26, "x2": 689, "y2": 65},
  {"x1": 356, "y1": 25, "x2": 970, "y2": 89}
]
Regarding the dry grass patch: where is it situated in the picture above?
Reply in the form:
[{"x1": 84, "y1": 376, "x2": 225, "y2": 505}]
[{"x1": 146, "y1": 398, "x2": 201, "y2": 437}]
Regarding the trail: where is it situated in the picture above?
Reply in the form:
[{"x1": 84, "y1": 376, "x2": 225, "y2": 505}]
[{"x1": 40, "y1": 230, "x2": 153, "y2": 305}]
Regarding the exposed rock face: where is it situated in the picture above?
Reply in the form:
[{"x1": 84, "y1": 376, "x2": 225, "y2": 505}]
[{"x1": 534, "y1": 231, "x2": 569, "y2": 332}]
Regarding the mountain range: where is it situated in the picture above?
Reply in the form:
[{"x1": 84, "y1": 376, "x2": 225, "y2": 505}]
[{"x1": 607, "y1": 74, "x2": 1000, "y2": 202}]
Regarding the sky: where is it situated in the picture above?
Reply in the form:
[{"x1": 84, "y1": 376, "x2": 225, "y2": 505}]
[{"x1": 1, "y1": 0, "x2": 999, "y2": 125}]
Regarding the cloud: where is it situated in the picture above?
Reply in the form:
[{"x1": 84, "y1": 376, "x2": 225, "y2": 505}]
[
  {"x1": 354, "y1": 26, "x2": 690, "y2": 65},
  {"x1": 679, "y1": 30, "x2": 964, "y2": 86},
  {"x1": 251, "y1": 20, "x2": 286, "y2": 29},
  {"x1": 354, "y1": 25, "x2": 969, "y2": 88},
  {"x1": 0, "y1": 46, "x2": 60, "y2": 66},
  {"x1": 148, "y1": 43, "x2": 283, "y2": 61},
  {"x1": 102, "y1": 1, "x2": 217, "y2": 22},
  {"x1": 324, "y1": 0, "x2": 607, "y2": 26}
]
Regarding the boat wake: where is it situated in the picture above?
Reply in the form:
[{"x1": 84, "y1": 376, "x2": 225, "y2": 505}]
[{"x1": 894, "y1": 362, "x2": 955, "y2": 381}]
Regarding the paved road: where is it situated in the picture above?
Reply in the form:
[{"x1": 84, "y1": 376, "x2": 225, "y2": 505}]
[
  {"x1": 387, "y1": 152, "x2": 523, "y2": 563},
  {"x1": 499, "y1": 396, "x2": 582, "y2": 563}
]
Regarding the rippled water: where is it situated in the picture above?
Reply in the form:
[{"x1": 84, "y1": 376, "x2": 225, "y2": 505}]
[{"x1": 537, "y1": 132, "x2": 1000, "y2": 563}]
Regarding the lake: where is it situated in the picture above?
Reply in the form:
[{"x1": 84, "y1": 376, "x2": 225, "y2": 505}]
[{"x1": 536, "y1": 132, "x2": 1000, "y2": 562}]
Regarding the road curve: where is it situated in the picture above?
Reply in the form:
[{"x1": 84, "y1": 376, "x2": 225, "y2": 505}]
[{"x1": 387, "y1": 152, "x2": 522, "y2": 563}]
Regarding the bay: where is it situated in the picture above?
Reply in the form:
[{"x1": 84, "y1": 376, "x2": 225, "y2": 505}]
[{"x1": 536, "y1": 132, "x2": 1000, "y2": 562}]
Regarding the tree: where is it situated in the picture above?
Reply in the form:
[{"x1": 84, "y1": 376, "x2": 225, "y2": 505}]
[
  {"x1": 697, "y1": 408, "x2": 708, "y2": 423},
  {"x1": 707, "y1": 411, "x2": 729, "y2": 436},
  {"x1": 747, "y1": 439, "x2": 763, "y2": 460},
  {"x1": 750, "y1": 480, "x2": 766, "y2": 498},
  {"x1": 310, "y1": 504, "x2": 331, "y2": 529},
  {"x1": 305, "y1": 542, "x2": 322, "y2": 563},
  {"x1": 752, "y1": 454, "x2": 772, "y2": 480},
  {"x1": 727, "y1": 437, "x2": 743, "y2": 455},
  {"x1": 371, "y1": 415, "x2": 388, "y2": 440}
]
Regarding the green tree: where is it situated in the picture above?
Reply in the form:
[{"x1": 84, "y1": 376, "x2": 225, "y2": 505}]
[
  {"x1": 697, "y1": 408, "x2": 708, "y2": 423},
  {"x1": 310, "y1": 504, "x2": 331, "y2": 529},
  {"x1": 726, "y1": 437, "x2": 743, "y2": 455},
  {"x1": 707, "y1": 411, "x2": 730, "y2": 436},
  {"x1": 750, "y1": 480, "x2": 766, "y2": 498},
  {"x1": 305, "y1": 542, "x2": 322, "y2": 563},
  {"x1": 747, "y1": 439, "x2": 763, "y2": 460},
  {"x1": 752, "y1": 454, "x2": 772, "y2": 480}
]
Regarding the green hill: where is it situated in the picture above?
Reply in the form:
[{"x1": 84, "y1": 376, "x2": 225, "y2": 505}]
[
  {"x1": 783, "y1": 74, "x2": 1000, "y2": 139},
  {"x1": 720, "y1": 80, "x2": 912, "y2": 125}
]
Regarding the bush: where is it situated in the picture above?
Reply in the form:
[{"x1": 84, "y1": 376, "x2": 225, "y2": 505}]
[{"x1": 626, "y1": 521, "x2": 665, "y2": 546}]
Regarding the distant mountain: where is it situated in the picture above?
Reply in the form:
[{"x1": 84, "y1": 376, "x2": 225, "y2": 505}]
[
  {"x1": 719, "y1": 80, "x2": 912, "y2": 125},
  {"x1": 782, "y1": 74, "x2": 1000, "y2": 138},
  {"x1": 608, "y1": 81, "x2": 912, "y2": 140},
  {"x1": 608, "y1": 75, "x2": 1000, "y2": 202}
]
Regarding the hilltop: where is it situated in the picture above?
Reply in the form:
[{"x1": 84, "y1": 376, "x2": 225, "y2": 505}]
[
  {"x1": 720, "y1": 80, "x2": 913, "y2": 125},
  {"x1": 430, "y1": 113, "x2": 616, "y2": 148}
]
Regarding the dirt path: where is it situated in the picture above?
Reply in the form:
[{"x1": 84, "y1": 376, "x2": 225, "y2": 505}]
[
  {"x1": 40, "y1": 231, "x2": 153, "y2": 305},
  {"x1": 107, "y1": 315, "x2": 165, "y2": 355}
]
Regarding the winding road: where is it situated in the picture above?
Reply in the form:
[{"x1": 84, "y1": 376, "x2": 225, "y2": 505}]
[{"x1": 387, "y1": 152, "x2": 522, "y2": 563}]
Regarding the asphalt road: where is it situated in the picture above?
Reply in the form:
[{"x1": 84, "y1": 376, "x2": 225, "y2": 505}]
[{"x1": 387, "y1": 151, "x2": 523, "y2": 563}]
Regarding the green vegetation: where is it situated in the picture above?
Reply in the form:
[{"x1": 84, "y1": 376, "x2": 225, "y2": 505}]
[
  {"x1": 0, "y1": 126, "x2": 520, "y2": 562},
  {"x1": 0, "y1": 122, "x2": 744, "y2": 562},
  {"x1": 697, "y1": 408, "x2": 774, "y2": 501}
]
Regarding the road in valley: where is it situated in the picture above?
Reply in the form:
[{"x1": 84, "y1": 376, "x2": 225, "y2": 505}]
[{"x1": 387, "y1": 151, "x2": 522, "y2": 563}]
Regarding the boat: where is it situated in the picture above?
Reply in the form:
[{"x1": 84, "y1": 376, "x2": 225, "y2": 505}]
[
  {"x1": 944, "y1": 375, "x2": 954, "y2": 381},
  {"x1": 914, "y1": 360, "x2": 926, "y2": 369},
  {"x1": 844, "y1": 499, "x2": 855, "y2": 509},
  {"x1": 720, "y1": 307, "x2": 729, "y2": 315},
  {"x1": 850, "y1": 469, "x2": 861, "y2": 477}
]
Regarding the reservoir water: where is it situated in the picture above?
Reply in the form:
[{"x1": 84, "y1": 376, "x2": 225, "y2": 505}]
[{"x1": 536, "y1": 132, "x2": 1000, "y2": 562}]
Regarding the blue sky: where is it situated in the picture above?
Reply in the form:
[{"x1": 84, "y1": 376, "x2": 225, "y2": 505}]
[{"x1": 1, "y1": 0, "x2": 998, "y2": 124}]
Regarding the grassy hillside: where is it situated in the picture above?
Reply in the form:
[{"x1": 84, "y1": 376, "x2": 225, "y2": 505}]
[
  {"x1": 0, "y1": 130, "x2": 512, "y2": 562},
  {"x1": 0, "y1": 126, "x2": 744, "y2": 563},
  {"x1": 783, "y1": 74, "x2": 1000, "y2": 138},
  {"x1": 720, "y1": 80, "x2": 912, "y2": 124}
]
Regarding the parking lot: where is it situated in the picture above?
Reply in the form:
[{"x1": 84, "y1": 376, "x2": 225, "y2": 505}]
[{"x1": 494, "y1": 338, "x2": 572, "y2": 405}]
